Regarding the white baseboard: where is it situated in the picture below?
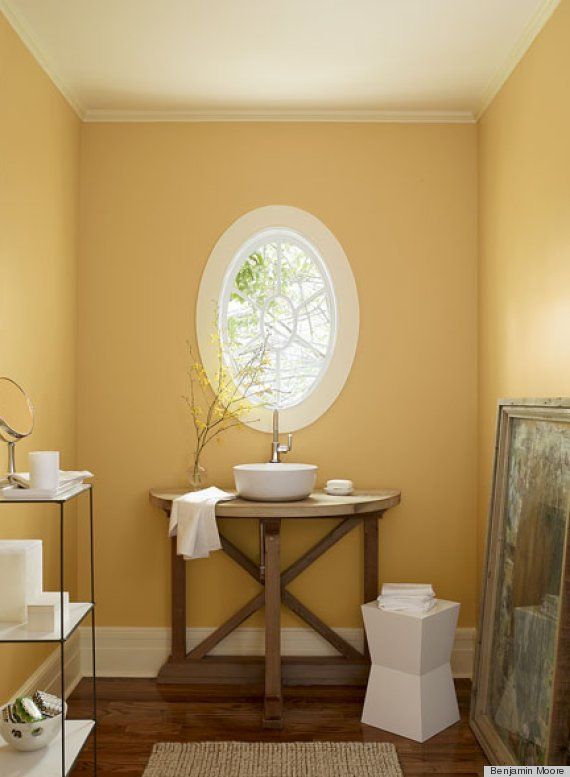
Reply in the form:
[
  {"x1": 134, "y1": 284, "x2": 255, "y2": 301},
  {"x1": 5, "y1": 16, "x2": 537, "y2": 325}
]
[
  {"x1": 11, "y1": 632, "x2": 82, "y2": 701},
  {"x1": 80, "y1": 626, "x2": 475, "y2": 679},
  {"x1": 10, "y1": 623, "x2": 473, "y2": 707}
]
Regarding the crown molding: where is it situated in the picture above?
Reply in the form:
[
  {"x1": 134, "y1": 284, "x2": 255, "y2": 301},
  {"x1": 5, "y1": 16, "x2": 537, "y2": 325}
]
[
  {"x1": 0, "y1": 5, "x2": 477, "y2": 124},
  {"x1": 476, "y1": 0, "x2": 561, "y2": 120},
  {"x1": 0, "y1": 0, "x2": 86, "y2": 118},
  {"x1": 83, "y1": 108, "x2": 475, "y2": 124},
  {"x1": 4, "y1": 0, "x2": 557, "y2": 126},
  {"x1": 0, "y1": 5, "x2": 475, "y2": 126}
]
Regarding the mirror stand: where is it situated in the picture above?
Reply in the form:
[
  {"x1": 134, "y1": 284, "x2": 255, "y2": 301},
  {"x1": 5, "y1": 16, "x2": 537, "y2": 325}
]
[
  {"x1": 0, "y1": 376, "x2": 35, "y2": 479},
  {"x1": 7, "y1": 441, "x2": 16, "y2": 476}
]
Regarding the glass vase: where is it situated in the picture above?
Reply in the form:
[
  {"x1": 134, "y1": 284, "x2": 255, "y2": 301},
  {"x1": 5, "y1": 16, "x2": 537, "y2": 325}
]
[{"x1": 188, "y1": 461, "x2": 208, "y2": 491}]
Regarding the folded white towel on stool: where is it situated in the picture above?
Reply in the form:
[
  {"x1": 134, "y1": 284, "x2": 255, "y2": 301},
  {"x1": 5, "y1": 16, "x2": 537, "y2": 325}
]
[
  {"x1": 377, "y1": 583, "x2": 436, "y2": 612},
  {"x1": 377, "y1": 595, "x2": 436, "y2": 612},
  {"x1": 381, "y1": 583, "x2": 435, "y2": 598},
  {"x1": 168, "y1": 487, "x2": 235, "y2": 560}
]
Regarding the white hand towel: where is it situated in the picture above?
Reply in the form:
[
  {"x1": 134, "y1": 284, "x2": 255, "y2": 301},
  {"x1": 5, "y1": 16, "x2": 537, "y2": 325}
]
[
  {"x1": 168, "y1": 487, "x2": 235, "y2": 560},
  {"x1": 380, "y1": 583, "x2": 435, "y2": 598}
]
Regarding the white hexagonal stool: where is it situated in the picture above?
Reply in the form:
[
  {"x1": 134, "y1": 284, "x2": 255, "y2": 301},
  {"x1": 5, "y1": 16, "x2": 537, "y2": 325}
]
[{"x1": 361, "y1": 599, "x2": 460, "y2": 742}]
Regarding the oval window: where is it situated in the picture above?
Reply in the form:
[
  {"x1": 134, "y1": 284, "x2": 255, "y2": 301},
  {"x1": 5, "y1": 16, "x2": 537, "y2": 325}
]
[
  {"x1": 220, "y1": 228, "x2": 336, "y2": 411},
  {"x1": 197, "y1": 206, "x2": 359, "y2": 432}
]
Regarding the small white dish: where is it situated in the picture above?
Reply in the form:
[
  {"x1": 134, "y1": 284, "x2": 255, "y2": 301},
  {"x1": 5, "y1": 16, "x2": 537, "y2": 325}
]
[{"x1": 324, "y1": 479, "x2": 354, "y2": 496}]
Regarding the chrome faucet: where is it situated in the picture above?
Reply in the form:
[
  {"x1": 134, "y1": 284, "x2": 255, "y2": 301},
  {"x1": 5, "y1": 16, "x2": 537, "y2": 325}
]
[{"x1": 270, "y1": 409, "x2": 292, "y2": 463}]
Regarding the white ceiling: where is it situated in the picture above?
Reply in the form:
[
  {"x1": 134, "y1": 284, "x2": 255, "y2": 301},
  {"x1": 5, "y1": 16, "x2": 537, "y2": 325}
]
[{"x1": 1, "y1": 0, "x2": 559, "y2": 121}]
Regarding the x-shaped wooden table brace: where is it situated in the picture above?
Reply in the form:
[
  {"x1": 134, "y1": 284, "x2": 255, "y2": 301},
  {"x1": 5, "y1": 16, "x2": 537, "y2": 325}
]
[
  {"x1": 180, "y1": 513, "x2": 382, "y2": 728},
  {"x1": 186, "y1": 516, "x2": 365, "y2": 665}
]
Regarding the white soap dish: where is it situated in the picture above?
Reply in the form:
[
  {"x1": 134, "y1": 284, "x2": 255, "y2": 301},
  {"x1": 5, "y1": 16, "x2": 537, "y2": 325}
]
[{"x1": 324, "y1": 479, "x2": 354, "y2": 496}]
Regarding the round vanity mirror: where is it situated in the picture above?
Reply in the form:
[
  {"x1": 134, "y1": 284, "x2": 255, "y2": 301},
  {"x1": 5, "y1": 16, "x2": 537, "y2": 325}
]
[{"x1": 0, "y1": 377, "x2": 35, "y2": 474}]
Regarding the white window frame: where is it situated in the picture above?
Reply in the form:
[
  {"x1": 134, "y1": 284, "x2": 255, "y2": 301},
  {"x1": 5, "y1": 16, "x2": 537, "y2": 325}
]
[{"x1": 196, "y1": 205, "x2": 359, "y2": 433}]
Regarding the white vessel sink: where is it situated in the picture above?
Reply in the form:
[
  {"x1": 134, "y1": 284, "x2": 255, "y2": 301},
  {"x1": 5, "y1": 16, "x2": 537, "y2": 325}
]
[{"x1": 233, "y1": 463, "x2": 318, "y2": 502}]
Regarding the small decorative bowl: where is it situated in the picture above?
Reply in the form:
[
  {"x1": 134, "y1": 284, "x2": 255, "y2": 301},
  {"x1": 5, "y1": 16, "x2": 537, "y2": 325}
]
[{"x1": 0, "y1": 703, "x2": 67, "y2": 751}]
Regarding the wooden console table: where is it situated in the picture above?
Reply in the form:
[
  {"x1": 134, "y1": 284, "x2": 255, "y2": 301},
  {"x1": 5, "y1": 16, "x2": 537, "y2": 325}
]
[{"x1": 150, "y1": 488, "x2": 400, "y2": 729}]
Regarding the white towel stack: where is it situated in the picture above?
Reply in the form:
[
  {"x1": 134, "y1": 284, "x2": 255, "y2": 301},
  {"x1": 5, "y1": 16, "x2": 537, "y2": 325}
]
[{"x1": 377, "y1": 583, "x2": 436, "y2": 612}]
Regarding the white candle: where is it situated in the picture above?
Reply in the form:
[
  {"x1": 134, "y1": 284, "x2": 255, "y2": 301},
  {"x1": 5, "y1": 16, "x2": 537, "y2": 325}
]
[
  {"x1": 29, "y1": 451, "x2": 60, "y2": 490},
  {"x1": 0, "y1": 540, "x2": 43, "y2": 622}
]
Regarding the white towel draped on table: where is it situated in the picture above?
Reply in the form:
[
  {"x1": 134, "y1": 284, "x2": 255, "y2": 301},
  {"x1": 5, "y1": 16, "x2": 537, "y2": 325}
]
[
  {"x1": 168, "y1": 487, "x2": 235, "y2": 560},
  {"x1": 377, "y1": 583, "x2": 436, "y2": 612}
]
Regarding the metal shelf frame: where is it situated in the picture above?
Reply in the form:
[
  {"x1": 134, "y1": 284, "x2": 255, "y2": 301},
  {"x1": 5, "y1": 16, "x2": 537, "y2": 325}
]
[{"x1": 0, "y1": 485, "x2": 96, "y2": 776}]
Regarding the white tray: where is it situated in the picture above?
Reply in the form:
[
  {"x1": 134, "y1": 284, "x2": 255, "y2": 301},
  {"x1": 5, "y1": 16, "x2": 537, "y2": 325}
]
[{"x1": 0, "y1": 484, "x2": 87, "y2": 501}]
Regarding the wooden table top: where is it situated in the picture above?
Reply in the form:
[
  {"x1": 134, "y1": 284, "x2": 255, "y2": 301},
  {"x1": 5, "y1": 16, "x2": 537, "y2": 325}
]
[{"x1": 149, "y1": 488, "x2": 401, "y2": 518}]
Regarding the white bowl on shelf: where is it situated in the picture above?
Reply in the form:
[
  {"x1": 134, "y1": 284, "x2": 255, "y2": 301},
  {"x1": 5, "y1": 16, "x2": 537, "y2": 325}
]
[
  {"x1": 233, "y1": 463, "x2": 317, "y2": 502},
  {"x1": 0, "y1": 704, "x2": 66, "y2": 752}
]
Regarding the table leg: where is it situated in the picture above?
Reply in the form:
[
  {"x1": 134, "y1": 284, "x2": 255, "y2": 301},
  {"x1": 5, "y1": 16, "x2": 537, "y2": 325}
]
[
  {"x1": 171, "y1": 536, "x2": 186, "y2": 661},
  {"x1": 263, "y1": 518, "x2": 283, "y2": 729},
  {"x1": 363, "y1": 513, "x2": 381, "y2": 659}
]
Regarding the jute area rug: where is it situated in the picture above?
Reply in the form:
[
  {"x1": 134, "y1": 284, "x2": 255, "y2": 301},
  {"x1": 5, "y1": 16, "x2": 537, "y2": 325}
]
[{"x1": 142, "y1": 741, "x2": 403, "y2": 777}]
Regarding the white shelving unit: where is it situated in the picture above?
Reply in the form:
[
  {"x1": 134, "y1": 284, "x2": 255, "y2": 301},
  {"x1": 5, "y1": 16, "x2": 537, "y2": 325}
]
[{"x1": 0, "y1": 486, "x2": 96, "y2": 776}]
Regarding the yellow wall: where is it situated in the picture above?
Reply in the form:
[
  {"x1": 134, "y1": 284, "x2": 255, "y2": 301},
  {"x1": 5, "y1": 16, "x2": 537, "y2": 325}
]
[
  {"x1": 478, "y1": 0, "x2": 570, "y2": 573},
  {"x1": 0, "y1": 13, "x2": 80, "y2": 699},
  {"x1": 1, "y1": 0, "x2": 567, "y2": 694},
  {"x1": 8, "y1": 0, "x2": 569, "y2": 682},
  {"x1": 78, "y1": 122, "x2": 478, "y2": 629}
]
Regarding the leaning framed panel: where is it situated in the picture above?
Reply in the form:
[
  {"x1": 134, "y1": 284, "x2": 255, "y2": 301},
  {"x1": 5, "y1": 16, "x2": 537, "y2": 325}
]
[{"x1": 471, "y1": 398, "x2": 570, "y2": 765}]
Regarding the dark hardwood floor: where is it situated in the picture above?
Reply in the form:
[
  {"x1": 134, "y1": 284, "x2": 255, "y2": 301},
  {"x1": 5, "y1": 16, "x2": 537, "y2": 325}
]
[{"x1": 68, "y1": 678, "x2": 487, "y2": 776}]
